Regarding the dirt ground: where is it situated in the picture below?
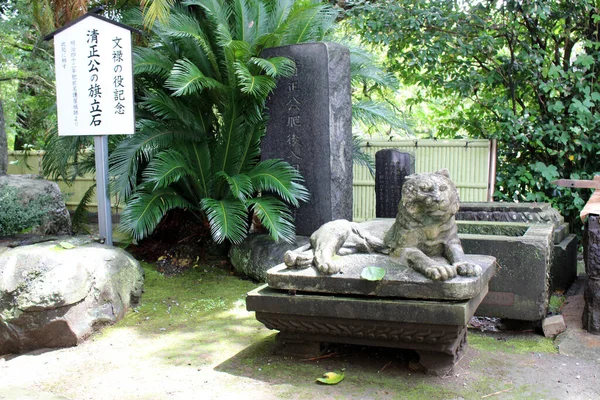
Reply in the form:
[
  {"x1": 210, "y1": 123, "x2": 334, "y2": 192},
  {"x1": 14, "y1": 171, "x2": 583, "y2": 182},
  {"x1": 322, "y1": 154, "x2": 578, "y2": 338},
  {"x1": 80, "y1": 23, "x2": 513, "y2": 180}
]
[{"x1": 1, "y1": 266, "x2": 600, "y2": 400}]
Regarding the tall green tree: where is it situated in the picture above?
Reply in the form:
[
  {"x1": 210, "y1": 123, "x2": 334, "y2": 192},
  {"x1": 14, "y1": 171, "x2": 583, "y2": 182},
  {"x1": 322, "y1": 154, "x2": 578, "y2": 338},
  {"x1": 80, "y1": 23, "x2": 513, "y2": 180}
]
[
  {"x1": 347, "y1": 0, "x2": 600, "y2": 226},
  {"x1": 0, "y1": 0, "x2": 57, "y2": 150}
]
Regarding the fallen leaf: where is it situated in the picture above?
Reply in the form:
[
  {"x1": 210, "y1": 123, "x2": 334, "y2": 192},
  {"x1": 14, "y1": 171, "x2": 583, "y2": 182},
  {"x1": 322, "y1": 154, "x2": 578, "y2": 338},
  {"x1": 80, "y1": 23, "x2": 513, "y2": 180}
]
[
  {"x1": 58, "y1": 242, "x2": 75, "y2": 249},
  {"x1": 361, "y1": 266, "x2": 386, "y2": 281},
  {"x1": 316, "y1": 370, "x2": 345, "y2": 385}
]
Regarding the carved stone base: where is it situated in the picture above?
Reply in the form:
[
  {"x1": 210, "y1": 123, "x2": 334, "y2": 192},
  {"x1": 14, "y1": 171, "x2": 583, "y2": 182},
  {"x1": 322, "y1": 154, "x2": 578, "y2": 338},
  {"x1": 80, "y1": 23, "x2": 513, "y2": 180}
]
[{"x1": 247, "y1": 283, "x2": 488, "y2": 374}]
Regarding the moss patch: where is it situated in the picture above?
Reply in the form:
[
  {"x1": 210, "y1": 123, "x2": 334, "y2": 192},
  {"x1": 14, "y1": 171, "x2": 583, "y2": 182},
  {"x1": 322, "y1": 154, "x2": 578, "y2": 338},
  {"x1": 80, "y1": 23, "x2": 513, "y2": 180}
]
[
  {"x1": 468, "y1": 331, "x2": 558, "y2": 354},
  {"x1": 113, "y1": 262, "x2": 257, "y2": 330},
  {"x1": 90, "y1": 262, "x2": 562, "y2": 399},
  {"x1": 548, "y1": 293, "x2": 566, "y2": 314}
]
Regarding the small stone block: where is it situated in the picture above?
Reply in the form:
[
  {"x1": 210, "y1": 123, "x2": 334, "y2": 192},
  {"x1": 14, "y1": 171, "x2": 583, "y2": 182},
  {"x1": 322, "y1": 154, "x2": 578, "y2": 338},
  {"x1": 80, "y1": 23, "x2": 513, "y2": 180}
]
[{"x1": 542, "y1": 315, "x2": 566, "y2": 337}]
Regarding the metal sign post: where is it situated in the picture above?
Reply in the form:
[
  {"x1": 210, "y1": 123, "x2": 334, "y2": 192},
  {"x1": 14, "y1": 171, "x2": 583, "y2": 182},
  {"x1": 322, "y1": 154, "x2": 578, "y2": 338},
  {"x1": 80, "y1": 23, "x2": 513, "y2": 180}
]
[
  {"x1": 94, "y1": 135, "x2": 112, "y2": 245},
  {"x1": 46, "y1": 11, "x2": 137, "y2": 246}
]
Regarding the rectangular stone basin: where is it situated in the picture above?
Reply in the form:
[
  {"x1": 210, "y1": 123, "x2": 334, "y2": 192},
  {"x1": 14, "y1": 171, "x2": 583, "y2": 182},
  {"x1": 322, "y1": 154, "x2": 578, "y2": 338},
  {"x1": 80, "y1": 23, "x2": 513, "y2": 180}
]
[{"x1": 458, "y1": 222, "x2": 554, "y2": 321}]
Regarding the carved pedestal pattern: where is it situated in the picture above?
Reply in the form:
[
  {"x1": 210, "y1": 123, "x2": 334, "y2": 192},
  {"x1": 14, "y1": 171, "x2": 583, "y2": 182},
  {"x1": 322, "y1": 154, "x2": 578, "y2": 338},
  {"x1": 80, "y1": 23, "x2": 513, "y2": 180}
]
[{"x1": 247, "y1": 282, "x2": 490, "y2": 375}]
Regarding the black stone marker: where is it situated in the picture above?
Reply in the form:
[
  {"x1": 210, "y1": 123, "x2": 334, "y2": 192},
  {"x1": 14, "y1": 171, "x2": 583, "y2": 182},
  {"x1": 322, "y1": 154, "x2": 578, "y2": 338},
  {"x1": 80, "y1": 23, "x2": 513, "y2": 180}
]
[
  {"x1": 261, "y1": 43, "x2": 353, "y2": 236},
  {"x1": 583, "y1": 215, "x2": 600, "y2": 334},
  {"x1": 375, "y1": 150, "x2": 414, "y2": 218}
]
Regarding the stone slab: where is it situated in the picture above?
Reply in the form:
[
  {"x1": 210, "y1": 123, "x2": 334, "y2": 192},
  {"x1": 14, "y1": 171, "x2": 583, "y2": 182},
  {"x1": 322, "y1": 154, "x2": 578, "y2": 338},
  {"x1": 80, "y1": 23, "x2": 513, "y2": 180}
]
[
  {"x1": 247, "y1": 282, "x2": 489, "y2": 327},
  {"x1": 551, "y1": 233, "x2": 578, "y2": 292},
  {"x1": 375, "y1": 149, "x2": 414, "y2": 218},
  {"x1": 261, "y1": 43, "x2": 353, "y2": 236},
  {"x1": 457, "y1": 202, "x2": 563, "y2": 225},
  {"x1": 267, "y1": 254, "x2": 495, "y2": 301}
]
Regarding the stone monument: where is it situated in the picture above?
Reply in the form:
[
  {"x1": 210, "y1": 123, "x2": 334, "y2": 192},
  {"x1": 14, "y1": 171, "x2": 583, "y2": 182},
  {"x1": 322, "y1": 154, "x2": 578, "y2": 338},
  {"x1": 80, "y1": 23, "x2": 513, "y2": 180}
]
[
  {"x1": 247, "y1": 170, "x2": 496, "y2": 375},
  {"x1": 375, "y1": 149, "x2": 414, "y2": 218},
  {"x1": 261, "y1": 43, "x2": 353, "y2": 236}
]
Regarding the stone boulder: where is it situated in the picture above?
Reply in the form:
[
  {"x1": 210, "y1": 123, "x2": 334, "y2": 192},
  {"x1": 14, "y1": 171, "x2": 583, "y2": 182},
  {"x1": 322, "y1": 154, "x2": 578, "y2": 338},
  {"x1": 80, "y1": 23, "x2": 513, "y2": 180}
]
[
  {"x1": 229, "y1": 234, "x2": 309, "y2": 282},
  {"x1": 0, "y1": 237, "x2": 144, "y2": 354},
  {"x1": 0, "y1": 175, "x2": 71, "y2": 236}
]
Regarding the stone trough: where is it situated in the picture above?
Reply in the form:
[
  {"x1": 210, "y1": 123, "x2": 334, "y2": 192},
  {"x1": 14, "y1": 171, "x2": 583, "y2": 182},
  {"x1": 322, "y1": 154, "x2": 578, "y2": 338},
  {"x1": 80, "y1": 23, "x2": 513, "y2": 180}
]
[{"x1": 456, "y1": 202, "x2": 578, "y2": 321}]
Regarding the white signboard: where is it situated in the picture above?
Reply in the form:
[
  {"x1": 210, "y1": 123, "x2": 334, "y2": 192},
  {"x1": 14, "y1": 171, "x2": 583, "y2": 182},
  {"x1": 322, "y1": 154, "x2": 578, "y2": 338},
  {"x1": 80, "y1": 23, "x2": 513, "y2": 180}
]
[{"x1": 53, "y1": 16, "x2": 134, "y2": 136}]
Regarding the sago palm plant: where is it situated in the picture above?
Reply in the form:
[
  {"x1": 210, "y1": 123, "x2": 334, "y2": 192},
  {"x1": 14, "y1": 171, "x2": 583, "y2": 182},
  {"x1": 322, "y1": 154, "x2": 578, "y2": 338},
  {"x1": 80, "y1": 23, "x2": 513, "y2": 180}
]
[{"x1": 112, "y1": 0, "x2": 338, "y2": 244}]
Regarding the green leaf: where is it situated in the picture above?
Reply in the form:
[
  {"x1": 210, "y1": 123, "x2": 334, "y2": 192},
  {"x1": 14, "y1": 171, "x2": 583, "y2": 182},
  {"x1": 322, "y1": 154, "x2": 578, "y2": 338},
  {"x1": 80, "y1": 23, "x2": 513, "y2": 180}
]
[
  {"x1": 166, "y1": 58, "x2": 225, "y2": 96},
  {"x1": 247, "y1": 196, "x2": 296, "y2": 243},
  {"x1": 219, "y1": 172, "x2": 254, "y2": 201},
  {"x1": 249, "y1": 56, "x2": 296, "y2": 78},
  {"x1": 58, "y1": 242, "x2": 75, "y2": 249},
  {"x1": 144, "y1": 149, "x2": 191, "y2": 190},
  {"x1": 119, "y1": 188, "x2": 194, "y2": 241},
  {"x1": 316, "y1": 370, "x2": 345, "y2": 385},
  {"x1": 200, "y1": 198, "x2": 249, "y2": 244},
  {"x1": 360, "y1": 266, "x2": 386, "y2": 281},
  {"x1": 248, "y1": 159, "x2": 309, "y2": 207},
  {"x1": 234, "y1": 61, "x2": 276, "y2": 98}
]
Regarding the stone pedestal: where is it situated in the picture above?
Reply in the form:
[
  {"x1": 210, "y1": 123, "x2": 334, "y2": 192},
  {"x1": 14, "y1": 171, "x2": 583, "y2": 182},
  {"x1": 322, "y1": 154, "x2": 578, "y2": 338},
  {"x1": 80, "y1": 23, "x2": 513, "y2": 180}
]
[
  {"x1": 583, "y1": 215, "x2": 600, "y2": 334},
  {"x1": 247, "y1": 256, "x2": 495, "y2": 375}
]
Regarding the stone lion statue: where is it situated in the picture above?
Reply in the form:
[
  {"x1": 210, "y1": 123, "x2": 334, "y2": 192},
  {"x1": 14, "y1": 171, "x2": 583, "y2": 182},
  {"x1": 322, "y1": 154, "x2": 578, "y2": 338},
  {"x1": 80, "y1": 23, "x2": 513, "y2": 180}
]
[{"x1": 283, "y1": 169, "x2": 482, "y2": 281}]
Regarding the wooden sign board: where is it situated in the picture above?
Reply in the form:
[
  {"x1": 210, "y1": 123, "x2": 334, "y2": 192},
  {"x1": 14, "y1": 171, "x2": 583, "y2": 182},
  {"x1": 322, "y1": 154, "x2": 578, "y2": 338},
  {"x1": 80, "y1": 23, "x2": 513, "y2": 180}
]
[{"x1": 50, "y1": 14, "x2": 135, "y2": 136}]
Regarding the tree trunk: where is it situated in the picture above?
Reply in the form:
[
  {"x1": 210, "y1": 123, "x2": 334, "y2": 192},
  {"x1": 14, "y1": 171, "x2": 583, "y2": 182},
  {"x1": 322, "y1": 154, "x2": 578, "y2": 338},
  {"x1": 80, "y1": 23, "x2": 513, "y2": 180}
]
[{"x1": 0, "y1": 100, "x2": 8, "y2": 175}]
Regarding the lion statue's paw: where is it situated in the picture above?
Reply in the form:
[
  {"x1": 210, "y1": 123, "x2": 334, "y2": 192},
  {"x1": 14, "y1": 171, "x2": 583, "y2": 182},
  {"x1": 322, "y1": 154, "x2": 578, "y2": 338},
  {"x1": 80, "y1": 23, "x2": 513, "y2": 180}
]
[
  {"x1": 317, "y1": 260, "x2": 342, "y2": 275},
  {"x1": 454, "y1": 261, "x2": 482, "y2": 277},
  {"x1": 423, "y1": 264, "x2": 457, "y2": 281}
]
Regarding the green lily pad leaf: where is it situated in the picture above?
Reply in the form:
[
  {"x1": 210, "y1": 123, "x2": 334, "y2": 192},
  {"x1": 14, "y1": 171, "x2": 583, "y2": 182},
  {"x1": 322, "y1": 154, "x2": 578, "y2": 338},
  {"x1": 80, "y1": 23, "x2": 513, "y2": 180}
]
[
  {"x1": 316, "y1": 370, "x2": 345, "y2": 385},
  {"x1": 58, "y1": 242, "x2": 75, "y2": 249},
  {"x1": 361, "y1": 266, "x2": 386, "y2": 281}
]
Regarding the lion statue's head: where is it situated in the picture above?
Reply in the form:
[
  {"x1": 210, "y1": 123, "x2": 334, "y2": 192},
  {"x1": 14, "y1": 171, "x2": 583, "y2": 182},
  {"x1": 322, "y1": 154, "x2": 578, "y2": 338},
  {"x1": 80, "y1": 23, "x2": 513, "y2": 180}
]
[{"x1": 399, "y1": 169, "x2": 460, "y2": 224}]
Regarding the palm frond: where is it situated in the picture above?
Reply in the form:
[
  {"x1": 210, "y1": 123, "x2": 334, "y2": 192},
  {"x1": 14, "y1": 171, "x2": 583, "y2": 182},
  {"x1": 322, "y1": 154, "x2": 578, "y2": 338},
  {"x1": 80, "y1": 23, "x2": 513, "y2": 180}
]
[
  {"x1": 110, "y1": 121, "x2": 187, "y2": 200},
  {"x1": 282, "y1": 2, "x2": 338, "y2": 44},
  {"x1": 352, "y1": 135, "x2": 375, "y2": 178},
  {"x1": 218, "y1": 171, "x2": 254, "y2": 201},
  {"x1": 250, "y1": 0, "x2": 268, "y2": 42},
  {"x1": 120, "y1": 187, "x2": 194, "y2": 241},
  {"x1": 248, "y1": 159, "x2": 309, "y2": 207},
  {"x1": 181, "y1": 141, "x2": 213, "y2": 198},
  {"x1": 160, "y1": 10, "x2": 220, "y2": 75},
  {"x1": 139, "y1": 90, "x2": 203, "y2": 132},
  {"x1": 213, "y1": 101, "x2": 245, "y2": 175},
  {"x1": 352, "y1": 100, "x2": 408, "y2": 132},
  {"x1": 348, "y1": 45, "x2": 399, "y2": 89},
  {"x1": 232, "y1": 0, "x2": 255, "y2": 44},
  {"x1": 42, "y1": 133, "x2": 94, "y2": 181},
  {"x1": 133, "y1": 47, "x2": 174, "y2": 79},
  {"x1": 140, "y1": 0, "x2": 175, "y2": 28},
  {"x1": 143, "y1": 149, "x2": 191, "y2": 190},
  {"x1": 200, "y1": 198, "x2": 248, "y2": 244},
  {"x1": 184, "y1": 0, "x2": 232, "y2": 34},
  {"x1": 266, "y1": 0, "x2": 295, "y2": 34},
  {"x1": 166, "y1": 58, "x2": 226, "y2": 96},
  {"x1": 249, "y1": 56, "x2": 295, "y2": 78},
  {"x1": 236, "y1": 121, "x2": 263, "y2": 174},
  {"x1": 234, "y1": 61, "x2": 276, "y2": 97},
  {"x1": 71, "y1": 183, "x2": 96, "y2": 233},
  {"x1": 248, "y1": 196, "x2": 295, "y2": 243}
]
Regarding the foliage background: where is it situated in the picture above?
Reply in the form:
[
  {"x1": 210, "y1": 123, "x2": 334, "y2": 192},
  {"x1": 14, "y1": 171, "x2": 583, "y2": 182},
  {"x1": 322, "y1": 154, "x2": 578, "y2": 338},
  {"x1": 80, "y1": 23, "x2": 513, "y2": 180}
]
[{"x1": 346, "y1": 0, "x2": 600, "y2": 231}]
